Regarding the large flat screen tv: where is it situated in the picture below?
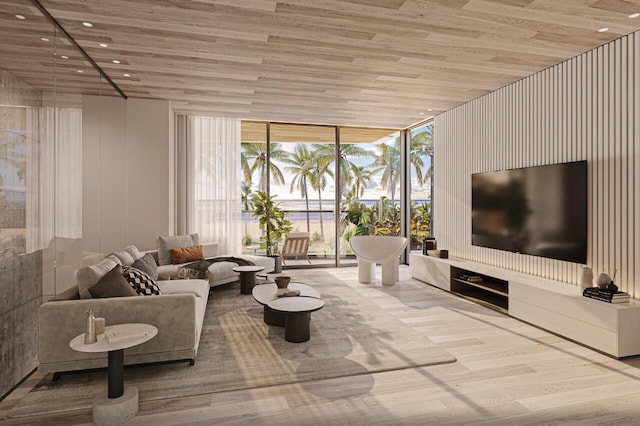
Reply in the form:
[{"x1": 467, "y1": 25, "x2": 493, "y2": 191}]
[{"x1": 471, "y1": 160, "x2": 587, "y2": 264}]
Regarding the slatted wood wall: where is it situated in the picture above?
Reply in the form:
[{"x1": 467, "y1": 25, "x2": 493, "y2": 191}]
[{"x1": 434, "y1": 30, "x2": 640, "y2": 296}]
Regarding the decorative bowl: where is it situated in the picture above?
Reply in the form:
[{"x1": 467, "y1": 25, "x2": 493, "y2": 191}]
[{"x1": 274, "y1": 276, "x2": 291, "y2": 289}]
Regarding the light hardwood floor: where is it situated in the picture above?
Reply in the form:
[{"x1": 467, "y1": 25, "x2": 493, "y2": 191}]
[{"x1": 2, "y1": 265, "x2": 640, "y2": 425}]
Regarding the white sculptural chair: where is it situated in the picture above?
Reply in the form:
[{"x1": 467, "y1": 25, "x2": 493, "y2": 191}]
[{"x1": 349, "y1": 236, "x2": 408, "y2": 286}]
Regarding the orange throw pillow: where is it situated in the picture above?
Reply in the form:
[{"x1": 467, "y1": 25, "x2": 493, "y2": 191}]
[{"x1": 171, "y1": 245, "x2": 205, "y2": 264}]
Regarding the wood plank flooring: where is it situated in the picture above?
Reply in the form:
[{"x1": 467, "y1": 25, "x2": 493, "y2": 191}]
[{"x1": 2, "y1": 265, "x2": 640, "y2": 425}]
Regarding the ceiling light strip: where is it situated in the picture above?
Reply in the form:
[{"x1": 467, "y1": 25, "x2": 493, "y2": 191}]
[{"x1": 30, "y1": 0, "x2": 127, "y2": 99}]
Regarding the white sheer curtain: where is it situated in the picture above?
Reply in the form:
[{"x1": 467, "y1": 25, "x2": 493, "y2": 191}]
[
  {"x1": 183, "y1": 116, "x2": 241, "y2": 255},
  {"x1": 26, "y1": 107, "x2": 82, "y2": 252}
]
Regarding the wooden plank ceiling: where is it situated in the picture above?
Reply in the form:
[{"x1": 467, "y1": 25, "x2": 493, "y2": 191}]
[{"x1": 1, "y1": 0, "x2": 640, "y2": 128}]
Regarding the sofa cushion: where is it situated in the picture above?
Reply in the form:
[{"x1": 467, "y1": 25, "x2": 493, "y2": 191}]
[
  {"x1": 132, "y1": 253, "x2": 158, "y2": 280},
  {"x1": 108, "y1": 247, "x2": 138, "y2": 266},
  {"x1": 105, "y1": 254, "x2": 122, "y2": 265},
  {"x1": 122, "y1": 266, "x2": 161, "y2": 296},
  {"x1": 125, "y1": 245, "x2": 143, "y2": 261},
  {"x1": 89, "y1": 265, "x2": 138, "y2": 298},
  {"x1": 157, "y1": 264, "x2": 181, "y2": 280},
  {"x1": 157, "y1": 234, "x2": 199, "y2": 266},
  {"x1": 77, "y1": 258, "x2": 119, "y2": 299},
  {"x1": 171, "y1": 245, "x2": 204, "y2": 264},
  {"x1": 157, "y1": 279, "x2": 209, "y2": 303},
  {"x1": 207, "y1": 261, "x2": 240, "y2": 283},
  {"x1": 241, "y1": 255, "x2": 275, "y2": 272}
]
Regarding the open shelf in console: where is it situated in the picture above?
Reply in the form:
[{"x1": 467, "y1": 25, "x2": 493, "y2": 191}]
[{"x1": 450, "y1": 266, "x2": 509, "y2": 313}]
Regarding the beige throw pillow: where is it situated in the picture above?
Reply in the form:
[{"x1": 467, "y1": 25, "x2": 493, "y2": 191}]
[
  {"x1": 157, "y1": 233, "x2": 199, "y2": 266},
  {"x1": 77, "y1": 258, "x2": 119, "y2": 299}
]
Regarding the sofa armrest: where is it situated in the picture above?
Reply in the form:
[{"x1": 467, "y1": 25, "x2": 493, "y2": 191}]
[{"x1": 39, "y1": 294, "x2": 197, "y2": 366}]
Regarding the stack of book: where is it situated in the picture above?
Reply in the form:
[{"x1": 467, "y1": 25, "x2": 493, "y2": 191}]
[
  {"x1": 583, "y1": 287, "x2": 630, "y2": 303},
  {"x1": 459, "y1": 274, "x2": 483, "y2": 283}
]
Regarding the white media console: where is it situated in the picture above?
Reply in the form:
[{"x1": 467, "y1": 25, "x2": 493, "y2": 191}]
[{"x1": 410, "y1": 253, "x2": 640, "y2": 358}]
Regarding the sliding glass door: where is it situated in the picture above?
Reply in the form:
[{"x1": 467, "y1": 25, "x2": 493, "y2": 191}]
[
  {"x1": 338, "y1": 127, "x2": 401, "y2": 265},
  {"x1": 408, "y1": 123, "x2": 434, "y2": 253},
  {"x1": 269, "y1": 124, "x2": 336, "y2": 265},
  {"x1": 240, "y1": 120, "x2": 431, "y2": 268}
]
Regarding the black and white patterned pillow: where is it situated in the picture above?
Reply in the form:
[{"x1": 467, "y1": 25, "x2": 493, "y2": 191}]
[{"x1": 121, "y1": 266, "x2": 161, "y2": 296}]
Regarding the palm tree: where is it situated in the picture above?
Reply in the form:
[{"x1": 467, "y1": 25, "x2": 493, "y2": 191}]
[
  {"x1": 282, "y1": 144, "x2": 314, "y2": 232},
  {"x1": 373, "y1": 133, "x2": 430, "y2": 201},
  {"x1": 240, "y1": 142, "x2": 288, "y2": 191},
  {"x1": 314, "y1": 143, "x2": 369, "y2": 197},
  {"x1": 372, "y1": 142, "x2": 399, "y2": 200},
  {"x1": 240, "y1": 181, "x2": 253, "y2": 239},
  {"x1": 350, "y1": 165, "x2": 377, "y2": 201},
  {"x1": 410, "y1": 125, "x2": 434, "y2": 185},
  {"x1": 308, "y1": 150, "x2": 333, "y2": 240}
]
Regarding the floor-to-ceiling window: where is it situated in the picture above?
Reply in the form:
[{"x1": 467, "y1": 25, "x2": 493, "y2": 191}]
[
  {"x1": 240, "y1": 121, "x2": 431, "y2": 267},
  {"x1": 240, "y1": 121, "x2": 268, "y2": 254},
  {"x1": 338, "y1": 127, "x2": 401, "y2": 265},
  {"x1": 408, "y1": 122, "x2": 434, "y2": 252},
  {"x1": 270, "y1": 123, "x2": 336, "y2": 265}
]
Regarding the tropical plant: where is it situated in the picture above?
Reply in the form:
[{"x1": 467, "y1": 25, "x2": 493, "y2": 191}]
[
  {"x1": 240, "y1": 142, "x2": 289, "y2": 191},
  {"x1": 372, "y1": 136, "x2": 430, "y2": 201},
  {"x1": 410, "y1": 125, "x2": 434, "y2": 185},
  {"x1": 250, "y1": 191, "x2": 292, "y2": 256},
  {"x1": 350, "y1": 164, "x2": 377, "y2": 201},
  {"x1": 282, "y1": 144, "x2": 314, "y2": 232},
  {"x1": 313, "y1": 143, "x2": 369, "y2": 196},
  {"x1": 370, "y1": 197, "x2": 401, "y2": 235},
  {"x1": 343, "y1": 201, "x2": 371, "y2": 237},
  {"x1": 410, "y1": 202, "x2": 431, "y2": 247},
  {"x1": 307, "y1": 149, "x2": 333, "y2": 240},
  {"x1": 240, "y1": 181, "x2": 254, "y2": 239}
]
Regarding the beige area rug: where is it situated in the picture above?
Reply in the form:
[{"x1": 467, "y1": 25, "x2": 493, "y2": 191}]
[{"x1": 9, "y1": 270, "x2": 455, "y2": 418}]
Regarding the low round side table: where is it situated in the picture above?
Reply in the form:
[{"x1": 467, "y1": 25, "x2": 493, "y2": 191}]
[
  {"x1": 252, "y1": 282, "x2": 321, "y2": 327},
  {"x1": 233, "y1": 265, "x2": 265, "y2": 294},
  {"x1": 267, "y1": 297, "x2": 325, "y2": 343},
  {"x1": 70, "y1": 323, "x2": 157, "y2": 426}
]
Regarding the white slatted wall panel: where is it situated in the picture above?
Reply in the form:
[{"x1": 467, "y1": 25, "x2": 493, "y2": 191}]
[{"x1": 434, "y1": 31, "x2": 640, "y2": 296}]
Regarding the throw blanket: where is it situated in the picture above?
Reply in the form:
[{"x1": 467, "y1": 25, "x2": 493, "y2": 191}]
[{"x1": 178, "y1": 256, "x2": 256, "y2": 279}]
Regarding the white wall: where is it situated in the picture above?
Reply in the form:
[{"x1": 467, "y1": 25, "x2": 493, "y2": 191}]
[
  {"x1": 434, "y1": 30, "x2": 640, "y2": 296},
  {"x1": 82, "y1": 96, "x2": 173, "y2": 254}
]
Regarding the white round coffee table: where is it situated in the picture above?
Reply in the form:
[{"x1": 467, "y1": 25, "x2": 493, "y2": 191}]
[
  {"x1": 253, "y1": 282, "x2": 321, "y2": 327},
  {"x1": 233, "y1": 265, "x2": 265, "y2": 294},
  {"x1": 70, "y1": 323, "x2": 157, "y2": 426}
]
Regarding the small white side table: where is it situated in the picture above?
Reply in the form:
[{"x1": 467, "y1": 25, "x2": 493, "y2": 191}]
[{"x1": 70, "y1": 323, "x2": 157, "y2": 426}]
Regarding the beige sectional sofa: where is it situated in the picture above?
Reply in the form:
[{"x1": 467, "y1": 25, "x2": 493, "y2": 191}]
[
  {"x1": 39, "y1": 278, "x2": 209, "y2": 374},
  {"x1": 38, "y1": 235, "x2": 274, "y2": 375},
  {"x1": 150, "y1": 236, "x2": 274, "y2": 285}
]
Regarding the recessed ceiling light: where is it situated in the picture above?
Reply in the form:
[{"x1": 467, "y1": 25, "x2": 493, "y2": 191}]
[
  {"x1": 40, "y1": 37, "x2": 50, "y2": 42},
  {"x1": 629, "y1": 13, "x2": 640, "y2": 19},
  {"x1": 427, "y1": 108, "x2": 433, "y2": 112},
  {"x1": 99, "y1": 43, "x2": 108, "y2": 48},
  {"x1": 597, "y1": 27, "x2": 609, "y2": 33},
  {"x1": 15, "y1": 14, "x2": 26, "y2": 20},
  {"x1": 60, "y1": 55, "x2": 69, "y2": 59},
  {"x1": 82, "y1": 21, "x2": 93, "y2": 27},
  {"x1": 112, "y1": 59, "x2": 120, "y2": 64},
  {"x1": 76, "y1": 70, "x2": 84, "y2": 73},
  {"x1": 123, "y1": 73, "x2": 131, "y2": 77},
  {"x1": 419, "y1": 112, "x2": 424, "y2": 116}
]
